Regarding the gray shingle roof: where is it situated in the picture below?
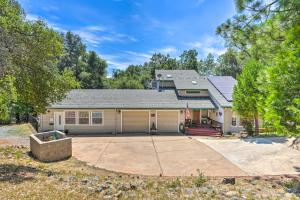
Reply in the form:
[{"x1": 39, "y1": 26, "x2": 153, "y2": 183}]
[
  {"x1": 155, "y1": 70, "x2": 200, "y2": 80},
  {"x1": 49, "y1": 89, "x2": 216, "y2": 109},
  {"x1": 208, "y1": 76, "x2": 236, "y2": 102},
  {"x1": 155, "y1": 70, "x2": 233, "y2": 107}
]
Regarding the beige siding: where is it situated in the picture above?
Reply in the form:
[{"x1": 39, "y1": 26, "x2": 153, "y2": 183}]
[
  {"x1": 157, "y1": 111, "x2": 179, "y2": 133},
  {"x1": 65, "y1": 109, "x2": 117, "y2": 134},
  {"x1": 122, "y1": 111, "x2": 149, "y2": 133}
]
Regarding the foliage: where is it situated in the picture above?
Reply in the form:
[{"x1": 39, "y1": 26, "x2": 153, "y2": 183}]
[
  {"x1": 179, "y1": 49, "x2": 198, "y2": 71},
  {"x1": 0, "y1": 0, "x2": 79, "y2": 119},
  {"x1": 215, "y1": 49, "x2": 243, "y2": 78},
  {"x1": 262, "y1": 26, "x2": 300, "y2": 135},
  {"x1": 0, "y1": 76, "x2": 17, "y2": 120},
  {"x1": 194, "y1": 170, "x2": 207, "y2": 187},
  {"x1": 219, "y1": 0, "x2": 300, "y2": 136},
  {"x1": 233, "y1": 60, "x2": 262, "y2": 134}
]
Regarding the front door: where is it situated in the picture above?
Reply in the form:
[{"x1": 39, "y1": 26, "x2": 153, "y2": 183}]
[
  {"x1": 54, "y1": 112, "x2": 64, "y2": 130},
  {"x1": 193, "y1": 110, "x2": 200, "y2": 124}
]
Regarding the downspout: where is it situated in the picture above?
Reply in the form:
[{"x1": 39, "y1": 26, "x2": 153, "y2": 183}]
[{"x1": 115, "y1": 108, "x2": 117, "y2": 135}]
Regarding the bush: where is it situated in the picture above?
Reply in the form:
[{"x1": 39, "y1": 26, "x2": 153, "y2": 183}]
[
  {"x1": 244, "y1": 121, "x2": 254, "y2": 136},
  {"x1": 167, "y1": 178, "x2": 181, "y2": 188},
  {"x1": 194, "y1": 170, "x2": 207, "y2": 187}
]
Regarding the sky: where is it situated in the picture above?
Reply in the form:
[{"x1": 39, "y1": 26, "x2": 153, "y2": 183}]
[{"x1": 19, "y1": 0, "x2": 236, "y2": 74}]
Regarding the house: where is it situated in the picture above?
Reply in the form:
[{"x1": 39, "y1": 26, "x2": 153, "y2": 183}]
[{"x1": 40, "y1": 70, "x2": 245, "y2": 135}]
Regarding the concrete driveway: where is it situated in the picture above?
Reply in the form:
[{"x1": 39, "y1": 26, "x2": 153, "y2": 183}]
[
  {"x1": 72, "y1": 135, "x2": 246, "y2": 177},
  {"x1": 197, "y1": 137, "x2": 300, "y2": 176}
]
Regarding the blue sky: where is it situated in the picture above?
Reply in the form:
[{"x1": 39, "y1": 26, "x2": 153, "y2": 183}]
[{"x1": 19, "y1": 0, "x2": 236, "y2": 74}]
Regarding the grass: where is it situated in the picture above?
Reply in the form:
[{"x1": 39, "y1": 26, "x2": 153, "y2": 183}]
[
  {"x1": 0, "y1": 145, "x2": 299, "y2": 199},
  {"x1": 0, "y1": 123, "x2": 35, "y2": 137}
]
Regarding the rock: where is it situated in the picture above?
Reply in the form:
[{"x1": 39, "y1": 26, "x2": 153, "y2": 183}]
[
  {"x1": 47, "y1": 171, "x2": 55, "y2": 177},
  {"x1": 114, "y1": 190, "x2": 122, "y2": 198},
  {"x1": 183, "y1": 188, "x2": 193, "y2": 195},
  {"x1": 222, "y1": 177, "x2": 236, "y2": 185},
  {"x1": 68, "y1": 176, "x2": 76, "y2": 182},
  {"x1": 198, "y1": 187, "x2": 209, "y2": 194},
  {"x1": 118, "y1": 183, "x2": 131, "y2": 191},
  {"x1": 225, "y1": 191, "x2": 239, "y2": 197},
  {"x1": 103, "y1": 195, "x2": 113, "y2": 199},
  {"x1": 81, "y1": 178, "x2": 89, "y2": 184},
  {"x1": 250, "y1": 180, "x2": 258, "y2": 185}
]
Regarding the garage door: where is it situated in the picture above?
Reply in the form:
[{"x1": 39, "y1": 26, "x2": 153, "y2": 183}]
[
  {"x1": 122, "y1": 111, "x2": 149, "y2": 133},
  {"x1": 157, "y1": 111, "x2": 179, "y2": 133}
]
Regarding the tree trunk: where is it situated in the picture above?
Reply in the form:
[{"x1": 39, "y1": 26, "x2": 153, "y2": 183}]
[
  {"x1": 16, "y1": 113, "x2": 21, "y2": 124},
  {"x1": 254, "y1": 115, "x2": 259, "y2": 136}
]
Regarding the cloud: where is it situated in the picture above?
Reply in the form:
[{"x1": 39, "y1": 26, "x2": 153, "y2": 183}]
[
  {"x1": 155, "y1": 46, "x2": 178, "y2": 55},
  {"x1": 185, "y1": 35, "x2": 226, "y2": 57}
]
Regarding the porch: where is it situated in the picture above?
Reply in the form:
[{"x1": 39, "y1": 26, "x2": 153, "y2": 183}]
[{"x1": 185, "y1": 109, "x2": 223, "y2": 137}]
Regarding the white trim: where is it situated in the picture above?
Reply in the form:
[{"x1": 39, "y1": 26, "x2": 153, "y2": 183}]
[
  {"x1": 54, "y1": 112, "x2": 64, "y2": 130},
  {"x1": 90, "y1": 111, "x2": 104, "y2": 126},
  {"x1": 63, "y1": 110, "x2": 104, "y2": 126},
  {"x1": 120, "y1": 110, "x2": 123, "y2": 133},
  {"x1": 155, "y1": 110, "x2": 158, "y2": 131},
  {"x1": 148, "y1": 111, "x2": 151, "y2": 133}
]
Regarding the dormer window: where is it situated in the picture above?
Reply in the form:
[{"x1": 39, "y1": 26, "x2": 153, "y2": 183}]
[
  {"x1": 166, "y1": 74, "x2": 172, "y2": 78},
  {"x1": 192, "y1": 80, "x2": 197, "y2": 85}
]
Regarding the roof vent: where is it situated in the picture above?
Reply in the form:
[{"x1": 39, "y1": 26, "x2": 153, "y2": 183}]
[
  {"x1": 192, "y1": 80, "x2": 197, "y2": 85},
  {"x1": 157, "y1": 73, "x2": 162, "y2": 79},
  {"x1": 166, "y1": 74, "x2": 172, "y2": 78}
]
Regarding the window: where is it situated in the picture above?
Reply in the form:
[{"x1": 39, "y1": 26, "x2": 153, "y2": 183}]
[
  {"x1": 232, "y1": 117, "x2": 237, "y2": 126},
  {"x1": 92, "y1": 112, "x2": 103, "y2": 125},
  {"x1": 65, "y1": 111, "x2": 76, "y2": 124},
  {"x1": 186, "y1": 90, "x2": 200, "y2": 94},
  {"x1": 79, "y1": 111, "x2": 89, "y2": 124}
]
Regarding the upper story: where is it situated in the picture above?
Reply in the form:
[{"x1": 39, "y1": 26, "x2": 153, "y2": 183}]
[{"x1": 152, "y1": 70, "x2": 236, "y2": 108}]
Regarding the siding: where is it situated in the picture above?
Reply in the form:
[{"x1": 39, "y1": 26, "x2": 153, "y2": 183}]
[
  {"x1": 41, "y1": 109, "x2": 184, "y2": 134},
  {"x1": 65, "y1": 109, "x2": 117, "y2": 134}
]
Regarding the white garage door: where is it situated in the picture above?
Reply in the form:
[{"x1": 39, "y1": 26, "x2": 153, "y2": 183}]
[
  {"x1": 157, "y1": 111, "x2": 179, "y2": 133},
  {"x1": 122, "y1": 111, "x2": 149, "y2": 133}
]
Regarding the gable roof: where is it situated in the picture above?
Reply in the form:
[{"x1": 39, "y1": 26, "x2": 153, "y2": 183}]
[
  {"x1": 208, "y1": 76, "x2": 236, "y2": 102},
  {"x1": 155, "y1": 70, "x2": 234, "y2": 107},
  {"x1": 49, "y1": 89, "x2": 216, "y2": 109},
  {"x1": 155, "y1": 70, "x2": 199, "y2": 81}
]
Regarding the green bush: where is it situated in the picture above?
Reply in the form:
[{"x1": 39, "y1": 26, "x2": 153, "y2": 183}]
[{"x1": 194, "y1": 170, "x2": 207, "y2": 187}]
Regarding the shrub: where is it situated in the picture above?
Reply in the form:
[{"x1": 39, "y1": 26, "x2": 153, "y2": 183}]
[{"x1": 194, "y1": 170, "x2": 207, "y2": 187}]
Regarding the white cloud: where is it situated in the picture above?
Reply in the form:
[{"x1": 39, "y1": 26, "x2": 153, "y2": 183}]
[
  {"x1": 185, "y1": 35, "x2": 226, "y2": 57},
  {"x1": 156, "y1": 46, "x2": 178, "y2": 55},
  {"x1": 25, "y1": 14, "x2": 40, "y2": 21},
  {"x1": 85, "y1": 25, "x2": 106, "y2": 32}
]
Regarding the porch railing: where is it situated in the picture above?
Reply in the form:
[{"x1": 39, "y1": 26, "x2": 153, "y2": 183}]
[{"x1": 207, "y1": 117, "x2": 223, "y2": 134}]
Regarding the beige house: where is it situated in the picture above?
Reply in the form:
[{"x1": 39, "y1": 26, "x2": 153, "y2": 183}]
[{"x1": 40, "y1": 70, "x2": 245, "y2": 135}]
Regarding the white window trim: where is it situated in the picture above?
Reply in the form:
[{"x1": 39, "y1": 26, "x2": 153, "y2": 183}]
[
  {"x1": 90, "y1": 111, "x2": 104, "y2": 126},
  {"x1": 64, "y1": 111, "x2": 77, "y2": 125},
  {"x1": 78, "y1": 111, "x2": 90, "y2": 125},
  {"x1": 64, "y1": 110, "x2": 104, "y2": 126}
]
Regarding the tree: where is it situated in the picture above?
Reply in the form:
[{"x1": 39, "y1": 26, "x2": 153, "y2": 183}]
[
  {"x1": 79, "y1": 51, "x2": 107, "y2": 89},
  {"x1": 0, "y1": 76, "x2": 16, "y2": 120},
  {"x1": 215, "y1": 49, "x2": 242, "y2": 78},
  {"x1": 262, "y1": 26, "x2": 300, "y2": 135},
  {"x1": 198, "y1": 53, "x2": 216, "y2": 76},
  {"x1": 179, "y1": 49, "x2": 198, "y2": 71},
  {"x1": 0, "y1": 0, "x2": 79, "y2": 119},
  {"x1": 145, "y1": 53, "x2": 177, "y2": 78},
  {"x1": 59, "y1": 31, "x2": 86, "y2": 79},
  {"x1": 233, "y1": 60, "x2": 263, "y2": 135}
]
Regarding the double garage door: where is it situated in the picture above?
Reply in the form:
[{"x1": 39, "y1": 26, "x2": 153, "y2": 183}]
[{"x1": 122, "y1": 110, "x2": 178, "y2": 133}]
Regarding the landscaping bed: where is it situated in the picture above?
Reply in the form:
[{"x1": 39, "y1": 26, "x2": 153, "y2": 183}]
[{"x1": 0, "y1": 145, "x2": 299, "y2": 200}]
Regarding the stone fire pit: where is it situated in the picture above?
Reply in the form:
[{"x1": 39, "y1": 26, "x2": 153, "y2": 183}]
[{"x1": 30, "y1": 131, "x2": 72, "y2": 162}]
